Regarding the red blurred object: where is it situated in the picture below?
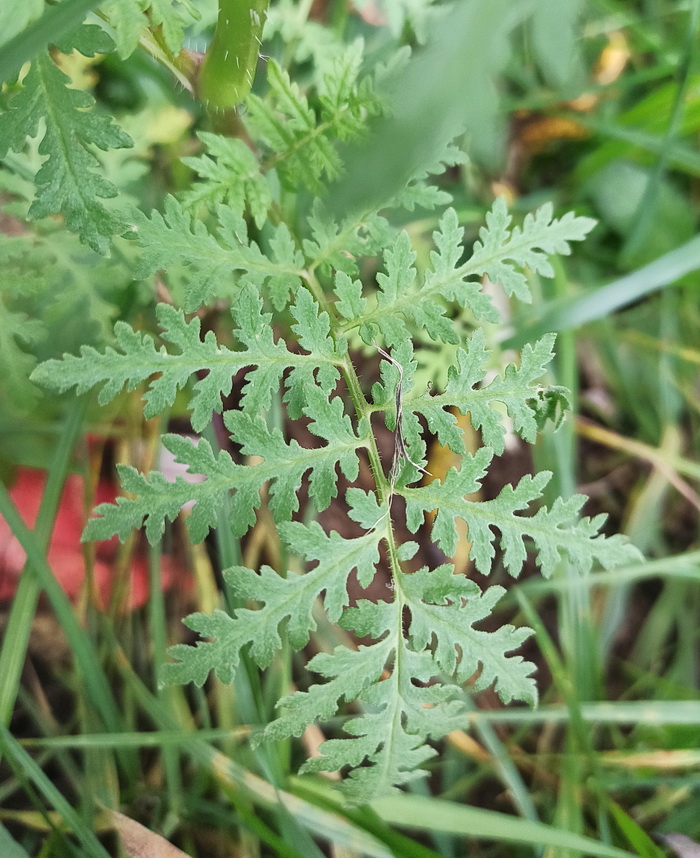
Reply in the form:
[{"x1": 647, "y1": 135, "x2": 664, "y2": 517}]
[{"x1": 0, "y1": 467, "x2": 187, "y2": 610}]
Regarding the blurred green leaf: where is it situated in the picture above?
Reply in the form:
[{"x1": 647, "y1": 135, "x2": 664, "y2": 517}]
[
  {"x1": 585, "y1": 159, "x2": 695, "y2": 265},
  {"x1": 607, "y1": 799, "x2": 667, "y2": 858},
  {"x1": 529, "y1": 0, "x2": 585, "y2": 89},
  {"x1": 0, "y1": 0, "x2": 106, "y2": 84},
  {"x1": 328, "y1": 0, "x2": 520, "y2": 216},
  {"x1": 468, "y1": 700, "x2": 700, "y2": 725}
]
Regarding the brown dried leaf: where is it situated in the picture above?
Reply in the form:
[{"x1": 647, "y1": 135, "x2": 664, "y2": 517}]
[{"x1": 107, "y1": 810, "x2": 191, "y2": 858}]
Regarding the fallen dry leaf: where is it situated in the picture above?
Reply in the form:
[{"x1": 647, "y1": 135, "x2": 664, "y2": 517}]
[{"x1": 107, "y1": 810, "x2": 192, "y2": 858}]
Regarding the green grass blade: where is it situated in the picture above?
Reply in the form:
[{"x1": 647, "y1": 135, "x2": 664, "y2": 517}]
[
  {"x1": 0, "y1": 481, "x2": 122, "y2": 733},
  {"x1": 462, "y1": 696, "x2": 542, "y2": 830},
  {"x1": 468, "y1": 700, "x2": 700, "y2": 726},
  {"x1": 620, "y1": 0, "x2": 700, "y2": 262},
  {"x1": 521, "y1": 551, "x2": 700, "y2": 593},
  {"x1": 111, "y1": 636, "x2": 394, "y2": 858},
  {"x1": 0, "y1": 724, "x2": 112, "y2": 858},
  {"x1": 370, "y1": 794, "x2": 635, "y2": 858},
  {"x1": 606, "y1": 799, "x2": 667, "y2": 858},
  {"x1": 0, "y1": 400, "x2": 86, "y2": 727},
  {"x1": 22, "y1": 728, "x2": 249, "y2": 750}
]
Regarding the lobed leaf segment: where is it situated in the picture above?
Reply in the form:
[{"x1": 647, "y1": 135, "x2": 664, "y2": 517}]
[
  {"x1": 34, "y1": 178, "x2": 640, "y2": 801},
  {"x1": 0, "y1": 26, "x2": 132, "y2": 254}
]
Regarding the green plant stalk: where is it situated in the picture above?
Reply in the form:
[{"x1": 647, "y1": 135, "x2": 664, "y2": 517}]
[
  {"x1": 14, "y1": 682, "x2": 85, "y2": 799},
  {"x1": 199, "y1": 0, "x2": 270, "y2": 111},
  {"x1": 0, "y1": 400, "x2": 87, "y2": 728},
  {"x1": 304, "y1": 265, "x2": 391, "y2": 504},
  {"x1": 530, "y1": 257, "x2": 600, "y2": 854},
  {"x1": 516, "y1": 590, "x2": 615, "y2": 848},
  {"x1": 462, "y1": 695, "x2": 542, "y2": 842}
]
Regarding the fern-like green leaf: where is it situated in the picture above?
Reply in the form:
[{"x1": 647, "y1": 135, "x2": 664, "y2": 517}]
[
  {"x1": 317, "y1": 39, "x2": 379, "y2": 142},
  {"x1": 337, "y1": 203, "x2": 596, "y2": 346},
  {"x1": 264, "y1": 0, "x2": 345, "y2": 75},
  {"x1": 83, "y1": 382, "x2": 366, "y2": 544},
  {"x1": 300, "y1": 643, "x2": 457, "y2": 803},
  {"x1": 469, "y1": 197, "x2": 597, "y2": 302},
  {"x1": 303, "y1": 199, "x2": 394, "y2": 278},
  {"x1": 402, "y1": 565, "x2": 536, "y2": 700},
  {"x1": 130, "y1": 196, "x2": 304, "y2": 311},
  {"x1": 401, "y1": 455, "x2": 642, "y2": 576},
  {"x1": 162, "y1": 513, "x2": 386, "y2": 686},
  {"x1": 249, "y1": 42, "x2": 378, "y2": 193},
  {"x1": 403, "y1": 330, "x2": 559, "y2": 455},
  {"x1": 336, "y1": 208, "x2": 495, "y2": 346},
  {"x1": 264, "y1": 560, "x2": 535, "y2": 802},
  {"x1": 180, "y1": 132, "x2": 271, "y2": 229},
  {"x1": 388, "y1": 139, "x2": 466, "y2": 211},
  {"x1": 0, "y1": 297, "x2": 44, "y2": 410},
  {"x1": 105, "y1": 0, "x2": 199, "y2": 57},
  {"x1": 32, "y1": 285, "x2": 344, "y2": 431},
  {"x1": 0, "y1": 27, "x2": 132, "y2": 253},
  {"x1": 224, "y1": 386, "x2": 367, "y2": 518},
  {"x1": 0, "y1": 0, "x2": 44, "y2": 44}
]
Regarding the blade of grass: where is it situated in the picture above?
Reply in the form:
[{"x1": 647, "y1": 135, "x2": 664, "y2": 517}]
[
  {"x1": 148, "y1": 539, "x2": 184, "y2": 818},
  {"x1": 597, "y1": 425, "x2": 682, "y2": 663},
  {"x1": 0, "y1": 399, "x2": 87, "y2": 727},
  {"x1": 521, "y1": 550, "x2": 700, "y2": 593},
  {"x1": 292, "y1": 781, "x2": 448, "y2": 858},
  {"x1": 0, "y1": 822, "x2": 32, "y2": 858},
  {"x1": 0, "y1": 723, "x2": 111, "y2": 858},
  {"x1": 369, "y1": 794, "x2": 635, "y2": 858},
  {"x1": 0, "y1": 480, "x2": 123, "y2": 735},
  {"x1": 538, "y1": 258, "x2": 602, "y2": 701},
  {"x1": 459, "y1": 696, "x2": 542, "y2": 830},
  {"x1": 575, "y1": 417, "x2": 700, "y2": 483},
  {"x1": 516, "y1": 588, "x2": 617, "y2": 851},
  {"x1": 22, "y1": 727, "x2": 250, "y2": 750},
  {"x1": 109, "y1": 636, "x2": 392, "y2": 858},
  {"x1": 566, "y1": 113, "x2": 700, "y2": 176},
  {"x1": 531, "y1": 257, "x2": 601, "y2": 852},
  {"x1": 606, "y1": 798, "x2": 667, "y2": 858},
  {"x1": 468, "y1": 700, "x2": 700, "y2": 725}
]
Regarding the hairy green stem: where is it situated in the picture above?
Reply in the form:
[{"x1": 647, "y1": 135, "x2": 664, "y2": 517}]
[{"x1": 199, "y1": 0, "x2": 270, "y2": 111}]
